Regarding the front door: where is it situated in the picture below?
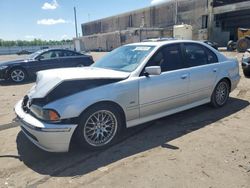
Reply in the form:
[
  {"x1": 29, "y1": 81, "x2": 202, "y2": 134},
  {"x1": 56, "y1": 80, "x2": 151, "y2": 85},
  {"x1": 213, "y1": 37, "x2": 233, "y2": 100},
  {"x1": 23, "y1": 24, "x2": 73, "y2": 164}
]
[
  {"x1": 30, "y1": 50, "x2": 61, "y2": 74},
  {"x1": 139, "y1": 44, "x2": 189, "y2": 118}
]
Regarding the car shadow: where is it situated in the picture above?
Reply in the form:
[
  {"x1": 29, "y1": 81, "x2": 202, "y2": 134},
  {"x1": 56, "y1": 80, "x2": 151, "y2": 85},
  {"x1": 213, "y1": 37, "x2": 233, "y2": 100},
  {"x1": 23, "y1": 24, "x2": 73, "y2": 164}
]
[{"x1": 15, "y1": 97, "x2": 249, "y2": 179}]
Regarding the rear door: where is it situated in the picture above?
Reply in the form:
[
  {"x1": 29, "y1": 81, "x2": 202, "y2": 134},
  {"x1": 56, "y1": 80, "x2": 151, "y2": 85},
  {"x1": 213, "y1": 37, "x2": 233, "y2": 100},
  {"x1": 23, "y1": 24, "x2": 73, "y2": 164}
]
[
  {"x1": 139, "y1": 43, "x2": 190, "y2": 118},
  {"x1": 183, "y1": 43, "x2": 219, "y2": 103},
  {"x1": 58, "y1": 50, "x2": 87, "y2": 67}
]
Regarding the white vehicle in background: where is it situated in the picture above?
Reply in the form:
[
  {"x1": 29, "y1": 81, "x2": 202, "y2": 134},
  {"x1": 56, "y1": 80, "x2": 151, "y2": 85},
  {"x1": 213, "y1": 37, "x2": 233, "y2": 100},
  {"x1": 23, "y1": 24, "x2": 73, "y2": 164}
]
[{"x1": 15, "y1": 40, "x2": 240, "y2": 152}]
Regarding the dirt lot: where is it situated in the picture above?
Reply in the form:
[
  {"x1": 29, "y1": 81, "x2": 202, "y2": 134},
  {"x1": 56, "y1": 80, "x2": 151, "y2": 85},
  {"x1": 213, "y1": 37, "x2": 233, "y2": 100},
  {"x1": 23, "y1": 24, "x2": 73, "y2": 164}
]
[{"x1": 0, "y1": 52, "x2": 249, "y2": 187}]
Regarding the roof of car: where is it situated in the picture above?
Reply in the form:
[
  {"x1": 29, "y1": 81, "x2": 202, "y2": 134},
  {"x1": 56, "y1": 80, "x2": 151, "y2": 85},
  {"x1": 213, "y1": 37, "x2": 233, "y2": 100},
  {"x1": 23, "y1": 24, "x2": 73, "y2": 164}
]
[
  {"x1": 127, "y1": 40, "x2": 206, "y2": 47},
  {"x1": 42, "y1": 48, "x2": 75, "y2": 52},
  {"x1": 33, "y1": 48, "x2": 80, "y2": 55}
]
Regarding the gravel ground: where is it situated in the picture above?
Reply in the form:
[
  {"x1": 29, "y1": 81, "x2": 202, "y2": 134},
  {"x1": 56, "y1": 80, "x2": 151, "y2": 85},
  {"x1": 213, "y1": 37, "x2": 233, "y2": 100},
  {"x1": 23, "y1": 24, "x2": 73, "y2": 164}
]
[{"x1": 0, "y1": 51, "x2": 249, "y2": 188}]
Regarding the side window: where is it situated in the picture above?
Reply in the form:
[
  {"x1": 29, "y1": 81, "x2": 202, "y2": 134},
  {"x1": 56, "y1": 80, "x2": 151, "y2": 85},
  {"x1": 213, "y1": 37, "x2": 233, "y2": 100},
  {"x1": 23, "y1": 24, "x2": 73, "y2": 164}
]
[
  {"x1": 58, "y1": 51, "x2": 65, "y2": 57},
  {"x1": 205, "y1": 48, "x2": 218, "y2": 64},
  {"x1": 39, "y1": 51, "x2": 60, "y2": 60},
  {"x1": 63, "y1": 51, "x2": 77, "y2": 57},
  {"x1": 184, "y1": 44, "x2": 208, "y2": 67},
  {"x1": 147, "y1": 51, "x2": 164, "y2": 67},
  {"x1": 73, "y1": 52, "x2": 81, "y2": 56},
  {"x1": 146, "y1": 44, "x2": 183, "y2": 72},
  {"x1": 161, "y1": 44, "x2": 183, "y2": 72}
]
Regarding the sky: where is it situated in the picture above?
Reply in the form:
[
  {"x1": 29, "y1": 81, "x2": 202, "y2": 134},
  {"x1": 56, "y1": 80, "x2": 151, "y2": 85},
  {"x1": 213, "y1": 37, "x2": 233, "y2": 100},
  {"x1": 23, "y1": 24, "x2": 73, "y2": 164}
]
[{"x1": 0, "y1": 0, "x2": 169, "y2": 41}]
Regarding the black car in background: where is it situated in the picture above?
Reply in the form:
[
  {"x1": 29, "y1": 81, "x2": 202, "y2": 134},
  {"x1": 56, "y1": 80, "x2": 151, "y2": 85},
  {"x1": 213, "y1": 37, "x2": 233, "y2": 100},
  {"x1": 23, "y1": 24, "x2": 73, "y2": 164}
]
[
  {"x1": 242, "y1": 49, "x2": 250, "y2": 77},
  {"x1": 16, "y1": 50, "x2": 32, "y2": 55},
  {"x1": 0, "y1": 49, "x2": 94, "y2": 83},
  {"x1": 202, "y1": 40, "x2": 219, "y2": 50}
]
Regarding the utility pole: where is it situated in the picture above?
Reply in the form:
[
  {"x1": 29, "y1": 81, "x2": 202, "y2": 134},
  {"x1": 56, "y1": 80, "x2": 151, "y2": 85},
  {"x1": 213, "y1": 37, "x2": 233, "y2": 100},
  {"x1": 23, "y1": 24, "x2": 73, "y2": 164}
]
[
  {"x1": 175, "y1": 0, "x2": 178, "y2": 25},
  {"x1": 74, "y1": 7, "x2": 78, "y2": 38},
  {"x1": 207, "y1": 0, "x2": 214, "y2": 40}
]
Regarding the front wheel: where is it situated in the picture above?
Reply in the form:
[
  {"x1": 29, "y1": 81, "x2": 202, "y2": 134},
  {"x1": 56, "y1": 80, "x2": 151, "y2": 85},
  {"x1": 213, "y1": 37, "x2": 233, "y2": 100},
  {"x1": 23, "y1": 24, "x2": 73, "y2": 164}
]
[
  {"x1": 75, "y1": 104, "x2": 123, "y2": 150},
  {"x1": 211, "y1": 80, "x2": 230, "y2": 108},
  {"x1": 9, "y1": 68, "x2": 27, "y2": 83}
]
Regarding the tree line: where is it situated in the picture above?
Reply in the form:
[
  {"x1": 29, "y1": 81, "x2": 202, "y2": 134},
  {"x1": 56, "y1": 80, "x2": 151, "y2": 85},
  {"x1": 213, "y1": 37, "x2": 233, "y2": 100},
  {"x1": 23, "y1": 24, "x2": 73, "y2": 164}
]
[{"x1": 0, "y1": 39, "x2": 73, "y2": 47}]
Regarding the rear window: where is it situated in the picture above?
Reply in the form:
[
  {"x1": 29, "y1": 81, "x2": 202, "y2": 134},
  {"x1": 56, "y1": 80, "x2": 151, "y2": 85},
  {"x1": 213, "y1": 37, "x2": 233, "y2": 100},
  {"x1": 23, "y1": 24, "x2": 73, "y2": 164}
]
[
  {"x1": 184, "y1": 43, "x2": 208, "y2": 67},
  {"x1": 205, "y1": 48, "x2": 218, "y2": 64}
]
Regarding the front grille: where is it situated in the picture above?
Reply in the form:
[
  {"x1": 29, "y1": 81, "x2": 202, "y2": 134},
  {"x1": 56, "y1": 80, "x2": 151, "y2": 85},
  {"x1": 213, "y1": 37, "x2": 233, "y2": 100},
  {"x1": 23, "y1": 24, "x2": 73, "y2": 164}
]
[{"x1": 22, "y1": 95, "x2": 30, "y2": 113}]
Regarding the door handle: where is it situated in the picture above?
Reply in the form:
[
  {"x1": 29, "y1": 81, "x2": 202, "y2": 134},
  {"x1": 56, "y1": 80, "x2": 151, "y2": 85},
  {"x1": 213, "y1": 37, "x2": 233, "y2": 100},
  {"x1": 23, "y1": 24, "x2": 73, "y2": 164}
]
[
  {"x1": 213, "y1": 68, "x2": 218, "y2": 73},
  {"x1": 181, "y1": 74, "x2": 188, "y2": 79}
]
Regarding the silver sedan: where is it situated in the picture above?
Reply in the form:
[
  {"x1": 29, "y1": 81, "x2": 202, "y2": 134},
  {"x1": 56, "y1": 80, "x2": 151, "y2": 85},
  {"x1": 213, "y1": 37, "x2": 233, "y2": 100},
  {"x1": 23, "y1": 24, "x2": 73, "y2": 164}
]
[{"x1": 15, "y1": 40, "x2": 240, "y2": 152}]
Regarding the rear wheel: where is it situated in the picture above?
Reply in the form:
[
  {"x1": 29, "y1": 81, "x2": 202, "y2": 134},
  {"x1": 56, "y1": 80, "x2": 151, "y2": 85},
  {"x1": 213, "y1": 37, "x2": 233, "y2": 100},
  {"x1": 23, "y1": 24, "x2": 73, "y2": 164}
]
[
  {"x1": 211, "y1": 80, "x2": 230, "y2": 108},
  {"x1": 75, "y1": 104, "x2": 123, "y2": 150},
  {"x1": 236, "y1": 38, "x2": 250, "y2": 53},
  {"x1": 9, "y1": 68, "x2": 27, "y2": 83}
]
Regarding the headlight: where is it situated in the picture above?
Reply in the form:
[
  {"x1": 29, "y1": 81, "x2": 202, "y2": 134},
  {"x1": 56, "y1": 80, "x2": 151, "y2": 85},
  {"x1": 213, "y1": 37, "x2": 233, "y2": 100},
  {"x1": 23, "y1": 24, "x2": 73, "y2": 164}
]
[
  {"x1": 30, "y1": 105, "x2": 60, "y2": 122},
  {"x1": 0, "y1": 65, "x2": 8, "y2": 70}
]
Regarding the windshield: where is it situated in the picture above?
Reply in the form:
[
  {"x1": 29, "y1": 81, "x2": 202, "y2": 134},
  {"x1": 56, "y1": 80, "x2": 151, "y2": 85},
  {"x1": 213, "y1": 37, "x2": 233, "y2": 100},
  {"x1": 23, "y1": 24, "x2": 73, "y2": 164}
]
[
  {"x1": 28, "y1": 50, "x2": 43, "y2": 59},
  {"x1": 92, "y1": 45, "x2": 155, "y2": 72}
]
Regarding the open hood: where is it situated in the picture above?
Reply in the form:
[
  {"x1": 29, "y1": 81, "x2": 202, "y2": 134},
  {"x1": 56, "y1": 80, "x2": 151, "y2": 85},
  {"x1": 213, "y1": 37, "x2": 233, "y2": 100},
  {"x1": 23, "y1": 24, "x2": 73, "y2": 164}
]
[{"x1": 28, "y1": 67, "x2": 130, "y2": 99}]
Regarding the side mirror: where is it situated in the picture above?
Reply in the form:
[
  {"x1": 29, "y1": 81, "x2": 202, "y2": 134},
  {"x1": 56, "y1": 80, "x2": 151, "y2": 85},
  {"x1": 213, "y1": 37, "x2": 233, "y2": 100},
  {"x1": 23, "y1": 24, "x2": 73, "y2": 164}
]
[
  {"x1": 247, "y1": 48, "x2": 250, "y2": 53},
  {"x1": 145, "y1": 66, "x2": 161, "y2": 76}
]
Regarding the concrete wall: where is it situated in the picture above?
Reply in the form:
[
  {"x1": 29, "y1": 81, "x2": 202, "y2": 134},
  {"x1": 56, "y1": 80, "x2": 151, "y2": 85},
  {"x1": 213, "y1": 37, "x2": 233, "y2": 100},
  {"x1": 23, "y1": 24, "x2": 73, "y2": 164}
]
[
  {"x1": 78, "y1": 0, "x2": 250, "y2": 50},
  {"x1": 82, "y1": 0, "x2": 207, "y2": 37},
  {"x1": 76, "y1": 28, "x2": 171, "y2": 51},
  {"x1": 80, "y1": 0, "x2": 208, "y2": 51},
  {"x1": 177, "y1": 0, "x2": 208, "y2": 39},
  {"x1": 79, "y1": 31, "x2": 121, "y2": 51}
]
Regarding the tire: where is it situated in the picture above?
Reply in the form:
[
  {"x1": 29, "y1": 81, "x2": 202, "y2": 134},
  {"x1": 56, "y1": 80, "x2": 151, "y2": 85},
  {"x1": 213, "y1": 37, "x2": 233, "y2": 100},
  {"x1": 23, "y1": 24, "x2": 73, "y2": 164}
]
[
  {"x1": 243, "y1": 69, "x2": 250, "y2": 77},
  {"x1": 9, "y1": 68, "x2": 27, "y2": 83},
  {"x1": 210, "y1": 80, "x2": 230, "y2": 108},
  {"x1": 227, "y1": 40, "x2": 236, "y2": 51},
  {"x1": 236, "y1": 38, "x2": 250, "y2": 53},
  {"x1": 75, "y1": 103, "x2": 123, "y2": 150}
]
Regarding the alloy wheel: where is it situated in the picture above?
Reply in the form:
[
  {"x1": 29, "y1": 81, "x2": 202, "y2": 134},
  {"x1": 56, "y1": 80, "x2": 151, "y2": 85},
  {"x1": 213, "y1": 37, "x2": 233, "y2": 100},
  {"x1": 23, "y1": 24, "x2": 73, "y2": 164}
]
[
  {"x1": 10, "y1": 69, "x2": 25, "y2": 82},
  {"x1": 83, "y1": 110, "x2": 118, "y2": 147},
  {"x1": 215, "y1": 81, "x2": 229, "y2": 106}
]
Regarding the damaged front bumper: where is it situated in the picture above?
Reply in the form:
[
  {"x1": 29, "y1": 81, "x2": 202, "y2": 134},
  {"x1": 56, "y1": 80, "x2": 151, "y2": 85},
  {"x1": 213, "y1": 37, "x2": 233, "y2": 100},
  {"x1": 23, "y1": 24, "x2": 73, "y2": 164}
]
[{"x1": 14, "y1": 100, "x2": 78, "y2": 152}]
